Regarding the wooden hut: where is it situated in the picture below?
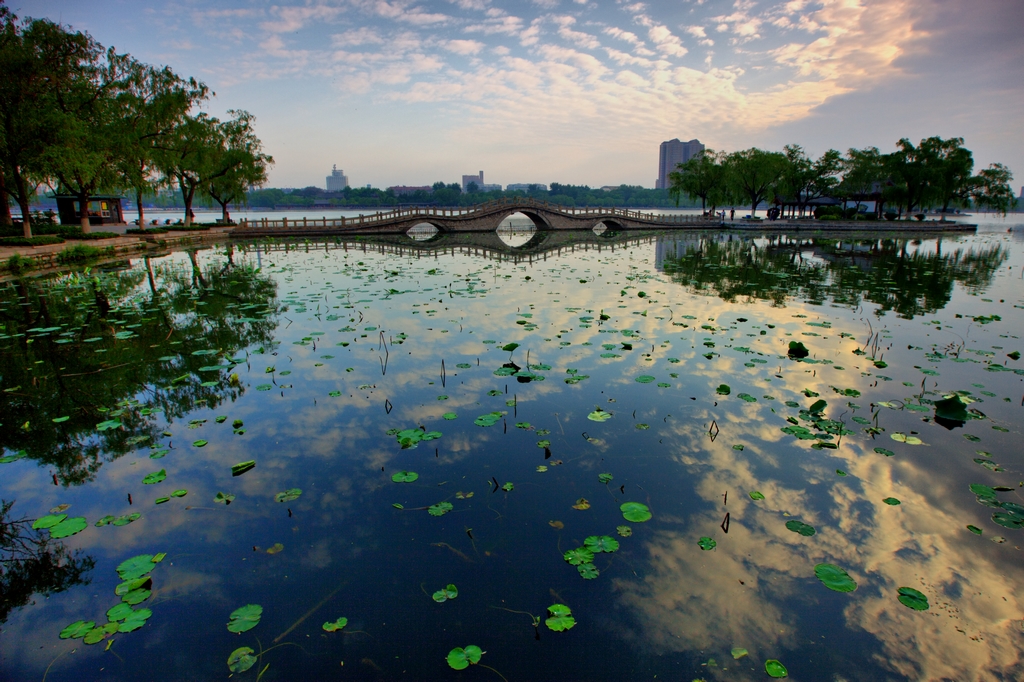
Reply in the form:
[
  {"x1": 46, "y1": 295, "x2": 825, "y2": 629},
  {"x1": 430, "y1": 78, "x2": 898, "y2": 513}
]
[{"x1": 55, "y1": 195, "x2": 126, "y2": 230}]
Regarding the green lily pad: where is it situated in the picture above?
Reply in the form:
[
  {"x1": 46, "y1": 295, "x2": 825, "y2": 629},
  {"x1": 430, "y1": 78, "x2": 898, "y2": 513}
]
[
  {"x1": 737, "y1": 393, "x2": 756, "y2": 402},
  {"x1": 883, "y1": 497, "x2": 901, "y2": 505},
  {"x1": 616, "y1": 525, "x2": 632, "y2": 537},
  {"x1": 967, "y1": 525, "x2": 983, "y2": 535},
  {"x1": 83, "y1": 622, "x2": 118, "y2": 644},
  {"x1": 107, "y1": 603, "x2": 134, "y2": 621},
  {"x1": 232, "y1": 460, "x2": 256, "y2": 476},
  {"x1": 192, "y1": 439, "x2": 208, "y2": 448},
  {"x1": 428, "y1": 501, "x2": 453, "y2": 516},
  {"x1": 432, "y1": 584, "x2": 458, "y2": 603},
  {"x1": 115, "y1": 577, "x2": 152, "y2": 596},
  {"x1": 731, "y1": 647, "x2": 748, "y2": 660},
  {"x1": 227, "y1": 604, "x2": 262, "y2": 633},
  {"x1": 749, "y1": 491, "x2": 765, "y2": 501},
  {"x1": 142, "y1": 469, "x2": 166, "y2": 484},
  {"x1": 447, "y1": 645, "x2": 483, "y2": 670},
  {"x1": 874, "y1": 447, "x2": 895, "y2": 457},
  {"x1": 992, "y1": 512, "x2": 1024, "y2": 529},
  {"x1": 620, "y1": 501, "x2": 651, "y2": 522},
  {"x1": 897, "y1": 587, "x2": 929, "y2": 610},
  {"x1": 814, "y1": 563, "x2": 857, "y2": 592},
  {"x1": 635, "y1": 375, "x2": 655, "y2": 384},
  {"x1": 215, "y1": 492, "x2": 235, "y2": 504},
  {"x1": 698, "y1": 536, "x2": 716, "y2": 550},
  {"x1": 117, "y1": 555, "x2": 157, "y2": 582},
  {"x1": 122, "y1": 587, "x2": 152, "y2": 605},
  {"x1": 716, "y1": 384, "x2": 731, "y2": 395},
  {"x1": 891, "y1": 433, "x2": 923, "y2": 445},
  {"x1": 274, "y1": 488, "x2": 302, "y2": 502},
  {"x1": 766, "y1": 659, "x2": 788, "y2": 678},
  {"x1": 322, "y1": 617, "x2": 348, "y2": 632},
  {"x1": 474, "y1": 412, "x2": 503, "y2": 427},
  {"x1": 118, "y1": 607, "x2": 152, "y2": 632},
  {"x1": 785, "y1": 520, "x2": 816, "y2": 536},
  {"x1": 545, "y1": 603, "x2": 576, "y2": 632},
  {"x1": 96, "y1": 419, "x2": 122, "y2": 431},
  {"x1": 391, "y1": 471, "x2": 419, "y2": 483},
  {"x1": 577, "y1": 563, "x2": 599, "y2": 579},
  {"x1": 587, "y1": 408, "x2": 612, "y2": 422},
  {"x1": 501, "y1": 482, "x2": 514, "y2": 492},
  {"x1": 228, "y1": 647, "x2": 257, "y2": 673},
  {"x1": 49, "y1": 516, "x2": 87, "y2": 539},
  {"x1": 396, "y1": 428, "x2": 442, "y2": 449},
  {"x1": 442, "y1": 412, "x2": 458, "y2": 420},
  {"x1": 564, "y1": 547, "x2": 595, "y2": 565},
  {"x1": 59, "y1": 620, "x2": 95, "y2": 639},
  {"x1": 32, "y1": 513, "x2": 67, "y2": 530},
  {"x1": 598, "y1": 473, "x2": 613, "y2": 484},
  {"x1": 584, "y1": 535, "x2": 620, "y2": 553}
]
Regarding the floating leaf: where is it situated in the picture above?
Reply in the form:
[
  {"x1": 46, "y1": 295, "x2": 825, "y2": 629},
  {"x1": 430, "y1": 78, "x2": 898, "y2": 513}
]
[
  {"x1": 83, "y1": 622, "x2": 118, "y2": 644},
  {"x1": 731, "y1": 647, "x2": 748, "y2": 660},
  {"x1": 635, "y1": 375, "x2": 655, "y2": 384},
  {"x1": 897, "y1": 587, "x2": 929, "y2": 610},
  {"x1": 474, "y1": 412, "x2": 503, "y2": 427},
  {"x1": 215, "y1": 492, "x2": 235, "y2": 505},
  {"x1": 587, "y1": 408, "x2": 612, "y2": 422},
  {"x1": 142, "y1": 469, "x2": 166, "y2": 484},
  {"x1": 501, "y1": 482, "x2": 514, "y2": 492},
  {"x1": 785, "y1": 520, "x2": 816, "y2": 536},
  {"x1": 227, "y1": 604, "x2": 262, "y2": 633},
  {"x1": 967, "y1": 525, "x2": 983, "y2": 535},
  {"x1": 117, "y1": 554, "x2": 156, "y2": 581},
  {"x1": 545, "y1": 604, "x2": 576, "y2": 631},
  {"x1": 432, "y1": 584, "x2": 458, "y2": 603},
  {"x1": 620, "y1": 501, "x2": 651, "y2": 522},
  {"x1": 737, "y1": 393, "x2": 756, "y2": 402},
  {"x1": 323, "y1": 617, "x2": 348, "y2": 632},
  {"x1": 891, "y1": 433, "x2": 923, "y2": 445},
  {"x1": 577, "y1": 563, "x2": 599, "y2": 579},
  {"x1": 106, "y1": 603, "x2": 134, "y2": 622},
  {"x1": 442, "y1": 412, "x2": 458, "y2": 420},
  {"x1": 883, "y1": 497, "x2": 901, "y2": 506},
  {"x1": 765, "y1": 659, "x2": 789, "y2": 678},
  {"x1": 428, "y1": 501, "x2": 453, "y2": 516},
  {"x1": 598, "y1": 473, "x2": 613, "y2": 484},
  {"x1": 698, "y1": 536, "x2": 716, "y2": 551},
  {"x1": 274, "y1": 488, "x2": 302, "y2": 502},
  {"x1": 266, "y1": 543, "x2": 284, "y2": 555},
  {"x1": 447, "y1": 645, "x2": 483, "y2": 670},
  {"x1": 32, "y1": 513, "x2": 67, "y2": 530},
  {"x1": 616, "y1": 525, "x2": 632, "y2": 537},
  {"x1": 232, "y1": 460, "x2": 256, "y2": 476},
  {"x1": 584, "y1": 535, "x2": 620, "y2": 553},
  {"x1": 228, "y1": 647, "x2": 257, "y2": 673},
  {"x1": 391, "y1": 471, "x2": 419, "y2": 483},
  {"x1": 563, "y1": 547, "x2": 595, "y2": 566},
  {"x1": 96, "y1": 419, "x2": 122, "y2": 432},
  {"x1": 192, "y1": 439, "x2": 208, "y2": 447},
  {"x1": 572, "y1": 498, "x2": 591, "y2": 511},
  {"x1": 49, "y1": 516, "x2": 87, "y2": 539},
  {"x1": 874, "y1": 447, "x2": 895, "y2": 457},
  {"x1": 715, "y1": 384, "x2": 731, "y2": 395},
  {"x1": 814, "y1": 563, "x2": 857, "y2": 592},
  {"x1": 122, "y1": 588, "x2": 152, "y2": 606},
  {"x1": 59, "y1": 620, "x2": 95, "y2": 639}
]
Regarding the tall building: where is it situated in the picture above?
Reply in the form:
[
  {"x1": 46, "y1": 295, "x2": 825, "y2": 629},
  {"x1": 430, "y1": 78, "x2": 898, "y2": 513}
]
[
  {"x1": 656, "y1": 139, "x2": 705, "y2": 189},
  {"x1": 462, "y1": 170, "x2": 484, "y2": 192},
  {"x1": 326, "y1": 165, "x2": 350, "y2": 191}
]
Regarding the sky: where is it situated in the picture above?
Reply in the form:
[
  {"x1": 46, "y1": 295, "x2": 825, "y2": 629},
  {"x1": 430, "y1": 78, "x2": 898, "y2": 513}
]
[{"x1": 11, "y1": 0, "x2": 1024, "y2": 191}]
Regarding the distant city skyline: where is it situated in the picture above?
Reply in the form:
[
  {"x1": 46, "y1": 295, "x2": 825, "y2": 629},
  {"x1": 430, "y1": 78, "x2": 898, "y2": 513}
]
[{"x1": 14, "y1": 1, "x2": 1022, "y2": 189}]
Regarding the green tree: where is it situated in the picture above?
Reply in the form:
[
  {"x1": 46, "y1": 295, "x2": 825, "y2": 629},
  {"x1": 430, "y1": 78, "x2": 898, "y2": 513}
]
[
  {"x1": 778, "y1": 145, "x2": 842, "y2": 218},
  {"x1": 970, "y1": 163, "x2": 1015, "y2": 215},
  {"x1": 157, "y1": 113, "x2": 221, "y2": 227},
  {"x1": 921, "y1": 136, "x2": 974, "y2": 214},
  {"x1": 667, "y1": 149, "x2": 726, "y2": 213},
  {"x1": 839, "y1": 147, "x2": 887, "y2": 216},
  {"x1": 724, "y1": 148, "x2": 788, "y2": 217},
  {"x1": 204, "y1": 110, "x2": 273, "y2": 223},
  {"x1": 0, "y1": 12, "x2": 98, "y2": 236}
]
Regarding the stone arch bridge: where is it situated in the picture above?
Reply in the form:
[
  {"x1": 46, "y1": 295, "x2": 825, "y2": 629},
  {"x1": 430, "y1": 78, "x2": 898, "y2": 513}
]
[{"x1": 231, "y1": 197, "x2": 717, "y2": 239}]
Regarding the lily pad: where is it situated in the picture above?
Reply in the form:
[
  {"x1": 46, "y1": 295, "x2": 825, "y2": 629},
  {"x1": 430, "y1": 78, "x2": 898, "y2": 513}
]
[
  {"x1": 474, "y1": 412, "x2": 503, "y2": 427},
  {"x1": 32, "y1": 513, "x2": 67, "y2": 530},
  {"x1": 391, "y1": 471, "x2": 419, "y2": 483},
  {"x1": 275, "y1": 488, "x2": 302, "y2": 502},
  {"x1": 432, "y1": 584, "x2": 458, "y2": 603},
  {"x1": 142, "y1": 469, "x2": 166, "y2": 484},
  {"x1": 117, "y1": 555, "x2": 157, "y2": 582},
  {"x1": 584, "y1": 535, "x2": 620, "y2": 553},
  {"x1": 227, "y1": 604, "x2": 262, "y2": 633},
  {"x1": 897, "y1": 587, "x2": 929, "y2": 610},
  {"x1": 564, "y1": 547, "x2": 595, "y2": 565},
  {"x1": 716, "y1": 384, "x2": 731, "y2": 395},
  {"x1": 635, "y1": 375, "x2": 655, "y2": 384},
  {"x1": 577, "y1": 563, "x2": 599, "y2": 579},
  {"x1": 545, "y1": 603, "x2": 576, "y2": 632},
  {"x1": 228, "y1": 647, "x2": 257, "y2": 673},
  {"x1": 749, "y1": 491, "x2": 765, "y2": 500},
  {"x1": 59, "y1": 620, "x2": 95, "y2": 639},
  {"x1": 232, "y1": 460, "x2": 256, "y2": 476},
  {"x1": 814, "y1": 563, "x2": 857, "y2": 592},
  {"x1": 620, "y1": 501, "x2": 651, "y2": 522},
  {"x1": 883, "y1": 497, "x2": 901, "y2": 506},
  {"x1": 442, "y1": 412, "x2": 458, "y2": 420},
  {"x1": 323, "y1": 617, "x2": 348, "y2": 632},
  {"x1": 785, "y1": 520, "x2": 816, "y2": 536},
  {"x1": 616, "y1": 525, "x2": 632, "y2": 537},
  {"x1": 737, "y1": 393, "x2": 757, "y2": 402},
  {"x1": 447, "y1": 645, "x2": 483, "y2": 670},
  {"x1": 598, "y1": 473, "x2": 613, "y2": 484},
  {"x1": 766, "y1": 659, "x2": 789, "y2": 678},
  {"x1": 118, "y1": 607, "x2": 152, "y2": 632},
  {"x1": 192, "y1": 439, "x2": 208, "y2": 448},
  {"x1": 215, "y1": 492, "x2": 235, "y2": 504},
  {"x1": 874, "y1": 447, "x2": 895, "y2": 457},
  {"x1": 49, "y1": 516, "x2": 87, "y2": 539},
  {"x1": 428, "y1": 501, "x2": 453, "y2": 516},
  {"x1": 698, "y1": 536, "x2": 716, "y2": 550},
  {"x1": 731, "y1": 647, "x2": 748, "y2": 660},
  {"x1": 587, "y1": 408, "x2": 612, "y2": 422},
  {"x1": 395, "y1": 428, "x2": 442, "y2": 449},
  {"x1": 891, "y1": 433, "x2": 923, "y2": 445},
  {"x1": 107, "y1": 603, "x2": 134, "y2": 621}
]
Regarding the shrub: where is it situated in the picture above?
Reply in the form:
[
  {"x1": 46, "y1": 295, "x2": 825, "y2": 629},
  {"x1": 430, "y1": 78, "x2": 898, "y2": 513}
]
[
  {"x1": 814, "y1": 206, "x2": 843, "y2": 220},
  {"x1": 913, "y1": 213, "x2": 926, "y2": 221},
  {"x1": 126, "y1": 227, "x2": 168, "y2": 235},
  {"x1": 884, "y1": 212, "x2": 898, "y2": 221},
  {"x1": 56, "y1": 244, "x2": 103, "y2": 264},
  {"x1": 165, "y1": 225, "x2": 211, "y2": 231},
  {"x1": 0, "y1": 235, "x2": 65, "y2": 246},
  {"x1": 6, "y1": 254, "x2": 34, "y2": 273},
  {"x1": 75, "y1": 231, "x2": 120, "y2": 240}
]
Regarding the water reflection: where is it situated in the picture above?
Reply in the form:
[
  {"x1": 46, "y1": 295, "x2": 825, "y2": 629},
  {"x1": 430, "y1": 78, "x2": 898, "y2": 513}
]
[{"x1": 0, "y1": 248, "x2": 279, "y2": 485}]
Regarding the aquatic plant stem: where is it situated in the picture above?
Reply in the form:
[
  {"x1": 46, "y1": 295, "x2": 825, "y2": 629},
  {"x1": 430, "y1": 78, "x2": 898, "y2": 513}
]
[
  {"x1": 478, "y1": 663, "x2": 509, "y2": 682},
  {"x1": 273, "y1": 583, "x2": 345, "y2": 643}
]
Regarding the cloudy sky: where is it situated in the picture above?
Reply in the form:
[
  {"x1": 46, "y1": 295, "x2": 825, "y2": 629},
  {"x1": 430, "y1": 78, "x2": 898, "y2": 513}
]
[{"x1": 13, "y1": 0, "x2": 1024, "y2": 190}]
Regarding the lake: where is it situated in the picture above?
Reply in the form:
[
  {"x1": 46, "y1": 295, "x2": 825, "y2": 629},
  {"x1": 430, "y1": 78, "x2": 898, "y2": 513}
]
[{"x1": 1, "y1": 218, "x2": 1023, "y2": 681}]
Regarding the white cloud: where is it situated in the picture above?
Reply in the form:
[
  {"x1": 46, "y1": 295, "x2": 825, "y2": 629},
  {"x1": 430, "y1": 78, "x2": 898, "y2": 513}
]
[
  {"x1": 443, "y1": 39, "x2": 485, "y2": 55},
  {"x1": 553, "y1": 15, "x2": 601, "y2": 50},
  {"x1": 647, "y1": 24, "x2": 688, "y2": 57}
]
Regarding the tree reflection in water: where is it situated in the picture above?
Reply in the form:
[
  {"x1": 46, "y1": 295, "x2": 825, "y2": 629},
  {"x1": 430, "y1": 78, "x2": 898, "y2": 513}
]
[{"x1": 0, "y1": 245, "x2": 279, "y2": 485}]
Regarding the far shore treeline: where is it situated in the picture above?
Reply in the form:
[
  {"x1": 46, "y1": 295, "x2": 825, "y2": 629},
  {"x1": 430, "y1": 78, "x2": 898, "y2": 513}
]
[{"x1": 0, "y1": 2, "x2": 272, "y2": 238}]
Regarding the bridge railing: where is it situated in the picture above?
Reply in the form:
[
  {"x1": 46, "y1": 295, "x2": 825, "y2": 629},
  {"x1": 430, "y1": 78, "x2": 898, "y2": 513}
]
[{"x1": 234, "y1": 199, "x2": 715, "y2": 231}]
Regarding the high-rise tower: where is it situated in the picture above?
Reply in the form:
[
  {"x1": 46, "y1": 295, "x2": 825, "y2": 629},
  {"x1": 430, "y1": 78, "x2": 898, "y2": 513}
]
[{"x1": 656, "y1": 139, "x2": 705, "y2": 189}]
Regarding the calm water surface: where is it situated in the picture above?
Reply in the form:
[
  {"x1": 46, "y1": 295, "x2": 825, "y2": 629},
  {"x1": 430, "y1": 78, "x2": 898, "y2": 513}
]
[{"x1": 2, "y1": 221, "x2": 1024, "y2": 682}]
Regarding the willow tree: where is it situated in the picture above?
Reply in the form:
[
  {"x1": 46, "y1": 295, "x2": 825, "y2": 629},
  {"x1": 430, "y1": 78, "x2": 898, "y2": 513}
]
[
  {"x1": 667, "y1": 149, "x2": 726, "y2": 213},
  {"x1": 724, "y1": 148, "x2": 788, "y2": 217},
  {"x1": 204, "y1": 110, "x2": 273, "y2": 224}
]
